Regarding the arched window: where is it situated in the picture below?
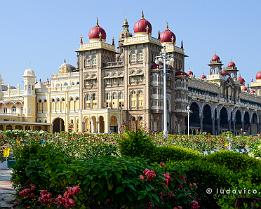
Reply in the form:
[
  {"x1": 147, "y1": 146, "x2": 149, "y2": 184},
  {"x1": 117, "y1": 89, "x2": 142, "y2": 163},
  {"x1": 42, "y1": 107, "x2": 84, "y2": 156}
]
[
  {"x1": 118, "y1": 92, "x2": 123, "y2": 99},
  {"x1": 112, "y1": 92, "x2": 117, "y2": 99},
  {"x1": 92, "y1": 93, "x2": 96, "y2": 100},
  {"x1": 12, "y1": 106, "x2": 16, "y2": 113}
]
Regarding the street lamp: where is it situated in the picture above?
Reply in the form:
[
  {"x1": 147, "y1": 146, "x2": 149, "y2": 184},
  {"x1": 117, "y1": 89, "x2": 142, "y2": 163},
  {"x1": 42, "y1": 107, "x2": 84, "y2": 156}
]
[
  {"x1": 155, "y1": 47, "x2": 174, "y2": 139},
  {"x1": 186, "y1": 105, "x2": 192, "y2": 137}
]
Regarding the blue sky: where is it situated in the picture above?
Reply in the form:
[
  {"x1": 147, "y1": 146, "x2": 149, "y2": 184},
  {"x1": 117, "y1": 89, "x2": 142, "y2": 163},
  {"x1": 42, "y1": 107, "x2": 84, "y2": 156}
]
[{"x1": 0, "y1": 0, "x2": 260, "y2": 85}]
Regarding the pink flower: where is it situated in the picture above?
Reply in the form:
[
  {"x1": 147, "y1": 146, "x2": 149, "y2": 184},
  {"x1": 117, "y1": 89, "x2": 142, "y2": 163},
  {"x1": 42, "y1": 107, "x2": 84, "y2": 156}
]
[
  {"x1": 163, "y1": 173, "x2": 171, "y2": 187},
  {"x1": 191, "y1": 200, "x2": 200, "y2": 209},
  {"x1": 143, "y1": 169, "x2": 156, "y2": 181},
  {"x1": 19, "y1": 188, "x2": 31, "y2": 198},
  {"x1": 39, "y1": 190, "x2": 52, "y2": 204},
  {"x1": 71, "y1": 185, "x2": 80, "y2": 195},
  {"x1": 139, "y1": 175, "x2": 145, "y2": 181},
  {"x1": 30, "y1": 184, "x2": 36, "y2": 191},
  {"x1": 160, "y1": 162, "x2": 165, "y2": 167}
]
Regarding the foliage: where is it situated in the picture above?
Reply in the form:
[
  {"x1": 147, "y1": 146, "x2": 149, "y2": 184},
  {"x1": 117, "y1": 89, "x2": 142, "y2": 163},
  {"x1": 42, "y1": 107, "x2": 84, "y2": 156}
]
[
  {"x1": 119, "y1": 131, "x2": 201, "y2": 163},
  {"x1": 119, "y1": 130, "x2": 155, "y2": 158},
  {"x1": 205, "y1": 150, "x2": 261, "y2": 172},
  {"x1": 171, "y1": 159, "x2": 238, "y2": 209},
  {"x1": 12, "y1": 139, "x2": 198, "y2": 209},
  {"x1": 151, "y1": 146, "x2": 201, "y2": 163}
]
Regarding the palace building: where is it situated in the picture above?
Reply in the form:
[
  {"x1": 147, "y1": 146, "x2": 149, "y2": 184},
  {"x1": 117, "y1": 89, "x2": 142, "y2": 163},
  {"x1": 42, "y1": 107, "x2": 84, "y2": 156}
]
[{"x1": 1, "y1": 13, "x2": 261, "y2": 135}]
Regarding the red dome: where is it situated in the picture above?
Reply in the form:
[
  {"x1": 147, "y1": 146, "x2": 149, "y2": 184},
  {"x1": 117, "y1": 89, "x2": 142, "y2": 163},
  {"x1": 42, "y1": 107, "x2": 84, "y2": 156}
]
[
  {"x1": 151, "y1": 63, "x2": 159, "y2": 69},
  {"x1": 211, "y1": 54, "x2": 220, "y2": 62},
  {"x1": 134, "y1": 12, "x2": 152, "y2": 34},
  {"x1": 221, "y1": 69, "x2": 229, "y2": 76},
  {"x1": 160, "y1": 26, "x2": 176, "y2": 43},
  {"x1": 256, "y1": 71, "x2": 261, "y2": 80},
  {"x1": 242, "y1": 86, "x2": 247, "y2": 91},
  {"x1": 227, "y1": 61, "x2": 236, "y2": 68},
  {"x1": 175, "y1": 71, "x2": 188, "y2": 78},
  {"x1": 88, "y1": 22, "x2": 106, "y2": 40},
  {"x1": 250, "y1": 89, "x2": 256, "y2": 94},
  {"x1": 201, "y1": 74, "x2": 206, "y2": 79},
  {"x1": 237, "y1": 76, "x2": 245, "y2": 85},
  {"x1": 187, "y1": 70, "x2": 193, "y2": 76}
]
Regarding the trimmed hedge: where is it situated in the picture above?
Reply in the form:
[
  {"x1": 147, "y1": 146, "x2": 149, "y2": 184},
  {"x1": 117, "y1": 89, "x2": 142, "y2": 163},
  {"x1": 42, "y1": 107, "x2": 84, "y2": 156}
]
[
  {"x1": 151, "y1": 145, "x2": 201, "y2": 162},
  {"x1": 206, "y1": 150, "x2": 261, "y2": 171},
  {"x1": 119, "y1": 131, "x2": 201, "y2": 162}
]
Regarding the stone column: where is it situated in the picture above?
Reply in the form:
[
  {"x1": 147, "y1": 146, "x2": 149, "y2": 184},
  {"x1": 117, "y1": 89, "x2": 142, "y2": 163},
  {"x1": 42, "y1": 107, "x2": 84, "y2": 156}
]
[
  {"x1": 212, "y1": 118, "x2": 215, "y2": 135},
  {"x1": 217, "y1": 118, "x2": 220, "y2": 135},
  {"x1": 228, "y1": 120, "x2": 232, "y2": 131},
  {"x1": 200, "y1": 116, "x2": 203, "y2": 133}
]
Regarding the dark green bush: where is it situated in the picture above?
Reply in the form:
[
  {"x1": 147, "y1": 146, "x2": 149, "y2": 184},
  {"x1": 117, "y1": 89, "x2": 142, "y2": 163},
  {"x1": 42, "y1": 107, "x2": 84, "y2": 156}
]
[
  {"x1": 151, "y1": 145, "x2": 202, "y2": 162},
  {"x1": 12, "y1": 141, "x2": 73, "y2": 191},
  {"x1": 171, "y1": 159, "x2": 238, "y2": 209},
  {"x1": 206, "y1": 150, "x2": 261, "y2": 171},
  {"x1": 119, "y1": 131, "x2": 201, "y2": 163},
  {"x1": 69, "y1": 156, "x2": 197, "y2": 209},
  {"x1": 119, "y1": 131, "x2": 155, "y2": 158}
]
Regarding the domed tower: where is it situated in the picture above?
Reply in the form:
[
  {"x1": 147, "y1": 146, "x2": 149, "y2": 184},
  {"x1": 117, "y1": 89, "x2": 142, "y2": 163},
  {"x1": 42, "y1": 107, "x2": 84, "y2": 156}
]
[
  {"x1": 133, "y1": 11, "x2": 152, "y2": 36},
  {"x1": 58, "y1": 60, "x2": 76, "y2": 74},
  {"x1": 77, "y1": 18, "x2": 116, "y2": 124},
  {"x1": 88, "y1": 18, "x2": 107, "y2": 43},
  {"x1": 250, "y1": 70, "x2": 261, "y2": 96},
  {"x1": 225, "y1": 61, "x2": 238, "y2": 79},
  {"x1": 207, "y1": 54, "x2": 224, "y2": 84},
  {"x1": 160, "y1": 23, "x2": 176, "y2": 46},
  {"x1": 23, "y1": 69, "x2": 36, "y2": 121},
  {"x1": 208, "y1": 54, "x2": 223, "y2": 75}
]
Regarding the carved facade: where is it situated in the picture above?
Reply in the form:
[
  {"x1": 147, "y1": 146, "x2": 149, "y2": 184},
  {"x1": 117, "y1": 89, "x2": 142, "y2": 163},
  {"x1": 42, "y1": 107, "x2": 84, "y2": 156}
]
[{"x1": 0, "y1": 13, "x2": 261, "y2": 135}]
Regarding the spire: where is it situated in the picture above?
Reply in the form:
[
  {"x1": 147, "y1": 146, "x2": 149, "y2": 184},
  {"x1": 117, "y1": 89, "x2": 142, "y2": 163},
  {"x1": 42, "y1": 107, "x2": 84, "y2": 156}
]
[
  {"x1": 112, "y1": 36, "x2": 115, "y2": 46},
  {"x1": 123, "y1": 18, "x2": 129, "y2": 27},
  {"x1": 158, "y1": 30, "x2": 160, "y2": 39},
  {"x1": 96, "y1": 17, "x2": 99, "y2": 26},
  {"x1": 64, "y1": 59, "x2": 66, "y2": 63},
  {"x1": 181, "y1": 40, "x2": 184, "y2": 49},
  {"x1": 80, "y1": 35, "x2": 83, "y2": 45},
  {"x1": 166, "y1": 21, "x2": 169, "y2": 29},
  {"x1": 141, "y1": 10, "x2": 144, "y2": 19}
]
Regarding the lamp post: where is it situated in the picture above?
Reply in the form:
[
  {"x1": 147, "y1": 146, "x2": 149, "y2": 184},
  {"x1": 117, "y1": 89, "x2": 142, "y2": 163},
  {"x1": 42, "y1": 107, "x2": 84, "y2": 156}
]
[
  {"x1": 186, "y1": 105, "x2": 192, "y2": 137},
  {"x1": 155, "y1": 47, "x2": 174, "y2": 139}
]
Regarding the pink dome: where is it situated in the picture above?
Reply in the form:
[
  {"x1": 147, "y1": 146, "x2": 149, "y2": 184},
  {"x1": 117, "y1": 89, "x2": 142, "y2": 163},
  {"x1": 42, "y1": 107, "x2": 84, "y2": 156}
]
[
  {"x1": 221, "y1": 69, "x2": 229, "y2": 76},
  {"x1": 151, "y1": 63, "x2": 159, "y2": 69},
  {"x1": 187, "y1": 70, "x2": 193, "y2": 76},
  {"x1": 242, "y1": 86, "x2": 247, "y2": 91},
  {"x1": 175, "y1": 71, "x2": 188, "y2": 78},
  {"x1": 88, "y1": 21, "x2": 106, "y2": 40},
  {"x1": 250, "y1": 89, "x2": 256, "y2": 94},
  {"x1": 134, "y1": 12, "x2": 152, "y2": 34},
  {"x1": 237, "y1": 76, "x2": 245, "y2": 85},
  {"x1": 160, "y1": 26, "x2": 176, "y2": 43},
  {"x1": 227, "y1": 61, "x2": 236, "y2": 68},
  {"x1": 256, "y1": 71, "x2": 261, "y2": 80},
  {"x1": 211, "y1": 54, "x2": 220, "y2": 62}
]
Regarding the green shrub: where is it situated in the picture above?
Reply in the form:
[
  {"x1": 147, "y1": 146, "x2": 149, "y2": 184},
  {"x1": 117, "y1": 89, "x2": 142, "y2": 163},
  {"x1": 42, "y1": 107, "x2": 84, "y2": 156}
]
[
  {"x1": 119, "y1": 131, "x2": 201, "y2": 163},
  {"x1": 171, "y1": 159, "x2": 237, "y2": 209},
  {"x1": 151, "y1": 145, "x2": 202, "y2": 162},
  {"x1": 69, "y1": 156, "x2": 197, "y2": 209},
  {"x1": 119, "y1": 131, "x2": 155, "y2": 158},
  {"x1": 12, "y1": 141, "x2": 73, "y2": 191},
  {"x1": 206, "y1": 150, "x2": 261, "y2": 171}
]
